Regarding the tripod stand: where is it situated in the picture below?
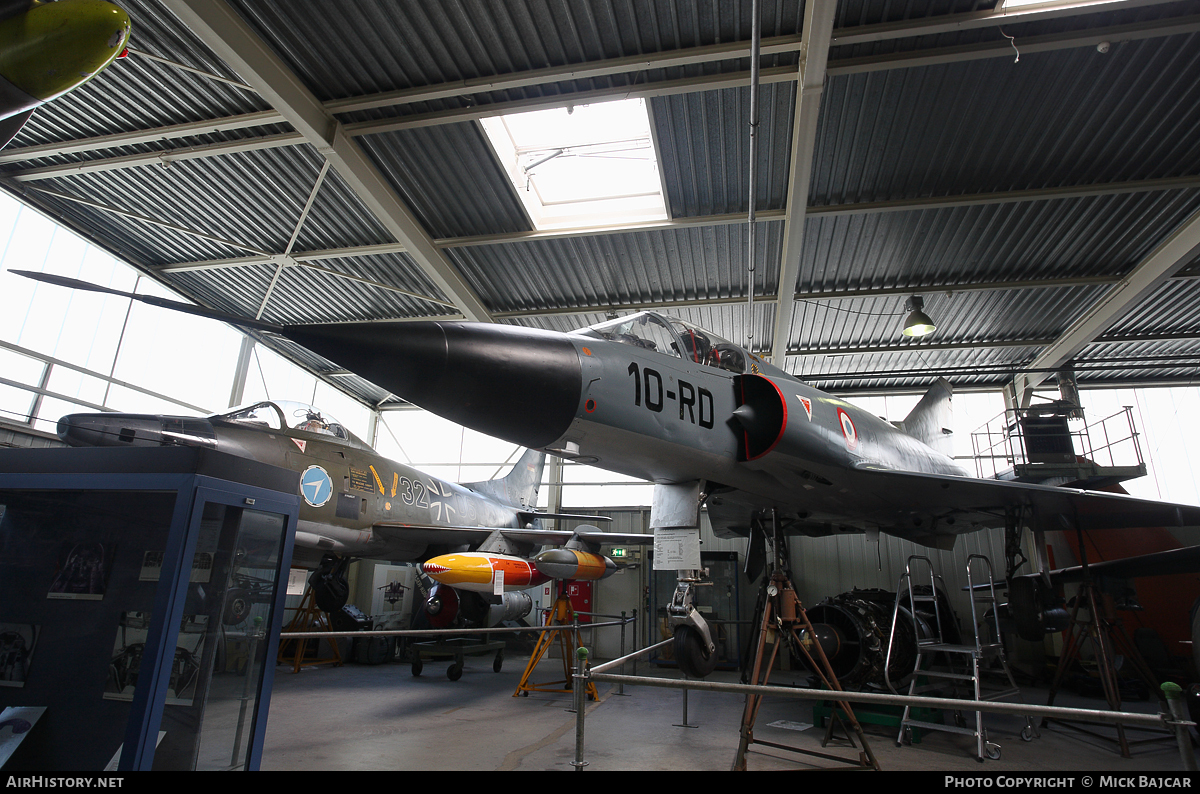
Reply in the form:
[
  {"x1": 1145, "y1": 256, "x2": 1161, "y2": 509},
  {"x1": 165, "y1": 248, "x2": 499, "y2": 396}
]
[
  {"x1": 1042, "y1": 528, "x2": 1170, "y2": 757},
  {"x1": 732, "y1": 513, "x2": 879, "y2": 771}
]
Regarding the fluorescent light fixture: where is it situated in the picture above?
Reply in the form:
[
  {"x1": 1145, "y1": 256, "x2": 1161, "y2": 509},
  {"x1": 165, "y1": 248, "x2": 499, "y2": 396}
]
[{"x1": 481, "y1": 98, "x2": 668, "y2": 231}]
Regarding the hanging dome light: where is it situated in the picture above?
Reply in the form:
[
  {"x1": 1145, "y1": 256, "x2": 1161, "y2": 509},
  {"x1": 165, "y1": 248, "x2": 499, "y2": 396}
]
[{"x1": 902, "y1": 296, "x2": 936, "y2": 337}]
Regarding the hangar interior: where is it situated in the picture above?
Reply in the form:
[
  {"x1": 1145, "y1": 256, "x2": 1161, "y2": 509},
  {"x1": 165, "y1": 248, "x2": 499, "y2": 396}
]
[{"x1": 2, "y1": 0, "x2": 1200, "y2": 773}]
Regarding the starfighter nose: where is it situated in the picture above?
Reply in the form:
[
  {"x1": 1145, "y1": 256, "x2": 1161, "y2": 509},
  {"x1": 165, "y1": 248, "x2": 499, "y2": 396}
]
[
  {"x1": 282, "y1": 321, "x2": 583, "y2": 450},
  {"x1": 57, "y1": 413, "x2": 217, "y2": 448},
  {"x1": 58, "y1": 413, "x2": 158, "y2": 447}
]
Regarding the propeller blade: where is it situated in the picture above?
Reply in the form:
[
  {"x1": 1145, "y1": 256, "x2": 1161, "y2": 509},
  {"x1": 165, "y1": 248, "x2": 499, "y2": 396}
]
[{"x1": 12, "y1": 270, "x2": 282, "y2": 333}]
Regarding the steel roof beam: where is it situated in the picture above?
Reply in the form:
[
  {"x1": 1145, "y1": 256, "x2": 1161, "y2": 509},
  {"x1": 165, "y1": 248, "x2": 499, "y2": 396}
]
[
  {"x1": 438, "y1": 174, "x2": 1200, "y2": 248},
  {"x1": 339, "y1": 15, "x2": 1200, "y2": 138},
  {"x1": 484, "y1": 272, "x2": 1199, "y2": 321},
  {"x1": 162, "y1": 0, "x2": 493, "y2": 323},
  {"x1": 8, "y1": 132, "x2": 303, "y2": 181},
  {"x1": 156, "y1": 243, "x2": 411, "y2": 273},
  {"x1": 827, "y1": 13, "x2": 1200, "y2": 78},
  {"x1": 118, "y1": 172, "x2": 1200, "y2": 304},
  {"x1": 792, "y1": 331, "x2": 1200, "y2": 359},
  {"x1": 5, "y1": 3, "x2": 1190, "y2": 169},
  {"x1": 829, "y1": 0, "x2": 1181, "y2": 46},
  {"x1": 793, "y1": 338, "x2": 1054, "y2": 357},
  {"x1": 770, "y1": 0, "x2": 836, "y2": 366},
  {"x1": 311, "y1": 0, "x2": 1187, "y2": 115},
  {"x1": 0, "y1": 110, "x2": 288, "y2": 164},
  {"x1": 1011, "y1": 205, "x2": 1200, "y2": 405}
]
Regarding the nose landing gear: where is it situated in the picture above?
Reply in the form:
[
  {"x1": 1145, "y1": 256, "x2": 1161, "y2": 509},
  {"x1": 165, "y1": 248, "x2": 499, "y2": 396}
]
[{"x1": 667, "y1": 571, "x2": 718, "y2": 678}]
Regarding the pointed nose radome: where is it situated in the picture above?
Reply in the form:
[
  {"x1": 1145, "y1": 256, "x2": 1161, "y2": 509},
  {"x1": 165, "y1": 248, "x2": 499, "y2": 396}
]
[{"x1": 281, "y1": 321, "x2": 583, "y2": 450}]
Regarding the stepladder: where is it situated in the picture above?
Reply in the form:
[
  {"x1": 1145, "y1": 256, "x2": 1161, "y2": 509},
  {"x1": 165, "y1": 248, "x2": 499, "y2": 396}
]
[{"x1": 889, "y1": 554, "x2": 1037, "y2": 762}]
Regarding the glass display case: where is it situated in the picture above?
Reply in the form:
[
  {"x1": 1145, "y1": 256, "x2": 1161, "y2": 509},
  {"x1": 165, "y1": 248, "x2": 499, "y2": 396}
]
[{"x1": 0, "y1": 447, "x2": 298, "y2": 771}]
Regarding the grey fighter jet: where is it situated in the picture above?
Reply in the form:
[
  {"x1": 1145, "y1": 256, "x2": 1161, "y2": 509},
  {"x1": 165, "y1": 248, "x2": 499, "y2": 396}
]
[
  {"x1": 21, "y1": 271, "x2": 1200, "y2": 677},
  {"x1": 56, "y1": 400, "x2": 646, "y2": 630}
]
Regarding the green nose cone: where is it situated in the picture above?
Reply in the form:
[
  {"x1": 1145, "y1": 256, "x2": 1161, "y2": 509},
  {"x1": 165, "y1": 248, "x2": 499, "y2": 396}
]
[{"x1": 0, "y1": 0, "x2": 131, "y2": 105}]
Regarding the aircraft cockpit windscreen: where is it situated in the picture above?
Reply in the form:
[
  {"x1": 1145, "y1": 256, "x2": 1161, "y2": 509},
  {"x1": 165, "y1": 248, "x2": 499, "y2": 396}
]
[
  {"x1": 578, "y1": 313, "x2": 749, "y2": 373},
  {"x1": 216, "y1": 402, "x2": 283, "y2": 430},
  {"x1": 214, "y1": 401, "x2": 349, "y2": 440},
  {"x1": 668, "y1": 319, "x2": 747, "y2": 374},
  {"x1": 579, "y1": 312, "x2": 682, "y2": 359}
]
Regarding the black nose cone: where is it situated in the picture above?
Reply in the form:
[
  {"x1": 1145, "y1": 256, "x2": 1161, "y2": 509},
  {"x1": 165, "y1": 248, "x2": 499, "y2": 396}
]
[{"x1": 282, "y1": 321, "x2": 582, "y2": 449}]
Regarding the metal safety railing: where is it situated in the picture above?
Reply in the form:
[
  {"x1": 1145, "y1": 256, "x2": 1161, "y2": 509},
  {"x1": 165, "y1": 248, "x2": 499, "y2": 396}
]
[
  {"x1": 565, "y1": 642, "x2": 1198, "y2": 772},
  {"x1": 279, "y1": 609, "x2": 641, "y2": 687},
  {"x1": 971, "y1": 405, "x2": 1144, "y2": 480},
  {"x1": 278, "y1": 610, "x2": 637, "y2": 643}
]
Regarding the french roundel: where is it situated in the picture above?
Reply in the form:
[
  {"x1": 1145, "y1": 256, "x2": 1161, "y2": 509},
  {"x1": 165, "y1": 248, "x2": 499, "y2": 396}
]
[
  {"x1": 836, "y1": 408, "x2": 858, "y2": 451},
  {"x1": 300, "y1": 465, "x2": 333, "y2": 507}
]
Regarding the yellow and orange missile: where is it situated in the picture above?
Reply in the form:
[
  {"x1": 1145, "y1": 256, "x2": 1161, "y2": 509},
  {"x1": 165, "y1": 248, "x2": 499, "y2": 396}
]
[
  {"x1": 421, "y1": 552, "x2": 550, "y2": 593},
  {"x1": 533, "y1": 548, "x2": 616, "y2": 581}
]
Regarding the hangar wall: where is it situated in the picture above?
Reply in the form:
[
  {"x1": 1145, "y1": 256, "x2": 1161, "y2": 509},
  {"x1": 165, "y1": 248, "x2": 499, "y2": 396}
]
[
  {"x1": 563, "y1": 508, "x2": 756, "y2": 662},
  {"x1": 579, "y1": 508, "x2": 1019, "y2": 667}
]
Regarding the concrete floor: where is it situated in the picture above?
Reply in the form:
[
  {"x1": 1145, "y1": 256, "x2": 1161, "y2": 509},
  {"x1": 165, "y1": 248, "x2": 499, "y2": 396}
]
[{"x1": 259, "y1": 645, "x2": 1199, "y2": 773}]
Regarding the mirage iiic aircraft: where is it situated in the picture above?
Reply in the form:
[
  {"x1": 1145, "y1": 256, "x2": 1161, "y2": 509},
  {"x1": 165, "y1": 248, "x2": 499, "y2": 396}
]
[
  {"x1": 21, "y1": 270, "x2": 1200, "y2": 678},
  {"x1": 56, "y1": 400, "x2": 653, "y2": 630}
]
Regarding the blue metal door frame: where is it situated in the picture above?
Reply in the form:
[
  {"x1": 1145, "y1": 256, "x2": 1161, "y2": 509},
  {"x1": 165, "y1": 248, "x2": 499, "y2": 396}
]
[{"x1": 0, "y1": 469, "x2": 297, "y2": 771}]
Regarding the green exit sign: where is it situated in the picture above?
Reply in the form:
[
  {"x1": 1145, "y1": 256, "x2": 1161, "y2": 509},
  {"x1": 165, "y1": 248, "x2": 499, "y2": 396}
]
[{"x1": 611, "y1": 548, "x2": 627, "y2": 558}]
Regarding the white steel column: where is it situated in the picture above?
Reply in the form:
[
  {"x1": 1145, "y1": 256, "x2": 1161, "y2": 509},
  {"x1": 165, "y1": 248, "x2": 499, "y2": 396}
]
[{"x1": 769, "y1": 0, "x2": 836, "y2": 366}]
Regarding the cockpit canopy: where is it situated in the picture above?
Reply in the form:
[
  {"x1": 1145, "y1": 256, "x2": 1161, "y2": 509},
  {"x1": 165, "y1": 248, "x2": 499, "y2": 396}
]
[
  {"x1": 576, "y1": 312, "x2": 749, "y2": 374},
  {"x1": 213, "y1": 400, "x2": 350, "y2": 441}
]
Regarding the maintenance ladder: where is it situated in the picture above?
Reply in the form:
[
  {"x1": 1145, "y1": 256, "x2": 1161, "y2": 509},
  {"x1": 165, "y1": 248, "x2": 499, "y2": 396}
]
[{"x1": 888, "y1": 554, "x2": 1036, "y2": 762}]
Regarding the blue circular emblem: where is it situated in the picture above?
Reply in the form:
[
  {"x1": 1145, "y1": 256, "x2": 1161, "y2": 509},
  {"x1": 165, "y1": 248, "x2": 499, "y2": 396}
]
[{"x1": 300, "y1": 465, "x2": 333, "y2": 507}]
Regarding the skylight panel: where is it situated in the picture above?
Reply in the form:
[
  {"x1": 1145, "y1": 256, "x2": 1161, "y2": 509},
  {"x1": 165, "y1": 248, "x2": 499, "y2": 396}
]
[
  {"x1": 481, "y1": 98, "x2": 668, "y2": 231},
  {"x1": 999, "y1": 0, "x2": 1121, "y2": 10}
]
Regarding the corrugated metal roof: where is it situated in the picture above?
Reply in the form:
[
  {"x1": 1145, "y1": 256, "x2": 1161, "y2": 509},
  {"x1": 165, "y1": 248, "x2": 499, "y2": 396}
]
[
  {"x1": 815, "y1": 34, "x2": 1200, "y2": 204},
  {"x1": 2, "y1": 0, "x2": 1198, "y2": 411},
  {"x1": 448, "y1": 222, "x2": 781, "y2": 313},
  {"x1": 652, "y1": 83, "x2": 796, "y2": 217},
  {"x1": 358, "y1": 123, "x2": 533, "y2": 238}
]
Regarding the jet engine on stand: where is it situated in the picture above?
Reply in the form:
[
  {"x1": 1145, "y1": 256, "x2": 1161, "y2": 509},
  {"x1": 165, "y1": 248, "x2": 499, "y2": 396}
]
[{"x1": 797, "y1": 587, "x2": 960, "y2": 690}]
